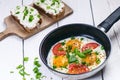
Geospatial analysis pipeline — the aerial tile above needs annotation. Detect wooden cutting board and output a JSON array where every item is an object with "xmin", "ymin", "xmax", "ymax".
[{"xmin": 0, "ymin": 3, "xmax": 73, "ymax": 41}]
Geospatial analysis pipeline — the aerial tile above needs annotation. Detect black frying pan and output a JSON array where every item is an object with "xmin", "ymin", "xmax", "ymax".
[{"xmin": 39, "ymin": 7, "xmax": 120, "ymax": 79}]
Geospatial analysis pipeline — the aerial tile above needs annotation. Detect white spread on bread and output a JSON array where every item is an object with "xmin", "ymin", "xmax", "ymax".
[
  {"xmin": 11, "ymin": 6, "xmax": 41, "ymax": 28},
  {"xmin": 34, "ymin": 0, "xmax": 64, "ymax": 15}
]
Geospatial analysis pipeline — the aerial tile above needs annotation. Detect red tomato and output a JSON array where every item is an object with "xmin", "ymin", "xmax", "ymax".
[
  {"xmin": 52, "ymin": 43, "xmax": 66, "ymax": 56},
  {"xmin": 82, "ymin": 43, "xmax": 99, "ymax": 51},
  {"xmin": 68, "ymin": 63, "xmax": 89, "ymax": 74}
]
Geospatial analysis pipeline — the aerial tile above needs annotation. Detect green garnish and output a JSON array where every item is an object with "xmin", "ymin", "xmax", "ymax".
[
  {"xmin": 53, "ymin": 65, "xmax": 57, "ymax": 69},
  {"xmin": 80, "ymin": 38, "xmax": 84, "ymax": 41},
  {"xmin": 82, "ymin": 49, "xmax": 92, "ymax": 55},
  {"xmin": 16, "ymin": 6, "xmax": 20, "ymax": 10},
  {"xmin": 36, "ymin": 2, "xmax": 40, "ymax": 5},
  {"xmin": 68, "ymin": 54, "xmax": 78, "ymax": 63},
  {"xmin": 24, "ymin": 57, "xmax": 29, "ymax": 62},
  {"xmin": 58, "ymin": 47, "xmax": 63, "ymax": 51},
  {"xmin": 16, "ymin": 12, "xmax": 20, "ymax": 14},
  {"xmin": 47, "ymin": 6, "xmax": 51, "ymax": 9},
  {"xmin": 34, "ymin": 60, "xmax": 41, "ymax": 67},
  {"xmin": 96, "ymin": 58, "xmax": 101, "ymax": 64},
  {"xmin": 71, "ymin": 36, "xmax": 75, "ymax": 40},
  {"xmin": 61, "ymin": 40, "xmax": 66, "ymax": 45},
  {"xmin": 37, "ymin": 14, "xmax": 41, "ymax": 18},
  {"xmin": 23, "ymin": 6, "xmax": 28, "ymax": 20},
  {"xmin": 30, "ymin": 8, "xmax": 34, "ymax": 12},
  {"xmin": 29, "ymin": 15, "xmax": 34, "ymax": 22},
  {"xmin": 101, "ymin": 46, "xmax": 104, "ymax": 50},
  {"xmin": 82, "ymin": 62, "xmax": 86, "ymax": 65},
  {"xmin": 73, "ymin": 48, "xmax": 86, "ymax": 58},
  {"xmin": 41, "ymin": 0, "xmax": 45, "ymax": 3},
  {"xmin": 33, "ymin": 57, "xmax": 45, "ymax": 80},
  {"xmin": 95, "ymin": 51, "xmax": 99, "ymax": 55},
  {"xmin": 52, "ymin": 0, "xmax": 60, "ymax": 5},
  {"xmin": 16, "ymin": 64, "xmax": 23, "ymax": 69},
  {"xmin": 66, "ymin": 45, "xmax": 72, "ymax": 53}
]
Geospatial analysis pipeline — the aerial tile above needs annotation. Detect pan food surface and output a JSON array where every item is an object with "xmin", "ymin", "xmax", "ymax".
[{"xmin": 47, "ymin": 36, "xmax": 106, "ymax": 74}]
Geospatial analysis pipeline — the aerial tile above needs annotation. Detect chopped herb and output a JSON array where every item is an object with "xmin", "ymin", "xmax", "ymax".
[
  {"xmin": 37, "ymin": 14, "xmax": 41, "ymax": 18},
  {"xmin": 16, "ymin": 6, "xmax": 20, "ymax": 10},
  {"xmin": 61, "ymin": 40, "xmax": 66, "ymax": 45},
  {"xmin": 52, "ymin": 0, "xmax": 60, "ymax": 5},
  {"xmin": 35, "ymin": 72, "xmax": 42, "ymax": 79},
  {"xmin": 71, "ymin": 36, "xmax": 75, "ymax": 40},
  {"xmin": 34, "ymin": 57, "xmax": 38, "ymax": 60},
  {"xmin": 80, "ymin": 38, "xmax": 84, "ymax": 41},
  {"xmin": 68, "ymin": 54, "xmax": 78, "ymax": 63},
  {"xmin": 82, "ymin": 62, "xmax": 86, "ymax": 65},
  {"xmin": 96, "ymin": 58, "xmax": 101, "ymax": 64},
  {"xmin": 10, "ymin": 71, "xmax": 14, "ymax": 73},
  {"xmin": 16, "ymin": 64, "xmax": 23, "ymax": 69},
  {"xmin": 15, "ymin": 12, "xmax": 20, "ymax": 14},
  {"xmin": 58, "ymin": 47, "xmax": 63, "ymax": 51},
  {"xmin": 34, "ymin": 61, "xmax": 41, "ymax": 67},
  {"xmin": 82, "ymin": 49, "xmax": 92, "ymax": 55},
  {"xmin": 36, "ymin": 2, "xmax": 40, "ymax": 5},
  {"xmin": 30, "ymin": 8, "xmax": 34, "ymax": 11},
  {"xmin": 54, "ymin": 56, "xmax": 58, "ymax": 58},
  {"xmin": 53, "ymin": 65, "xmax": 57, "ymax": 69},
  {"xmin": 24, "ymin": 57, "xmax": 29, "ymax": 62},
  {"xmin": 33, "ymin": 67, "xmax": 39, "ymax": 73},
  {"xmin": 74, "ymin": 48, "xmax": 86, "ymax": 58},
  {"xmin": 95, "ymin": 51, "xmax": 99, "ymax": 55},
  {"xmin": 23, "ymin": 6, "xmax": 28, "ymax": 20},
  {"xmin": 66, "ymin": 45, "xmax": 72, "ymax": 53},
  {"xmin": 41, "ymin": 0, "xmax": 45, "ymax": 3},
  {"xmin": 101, "ymin": 46, "xmax": 104, "ymax": 50},
  {"xmin": 47, "ymin": 6, "xmax": 51, "ymax": 9},
  {"xmin": 29, "ymin": 15, "xmax": 34, "ymax": 22}
]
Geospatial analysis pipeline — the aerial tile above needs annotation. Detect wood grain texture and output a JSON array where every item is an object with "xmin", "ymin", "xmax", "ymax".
[
  {"xmin": 1, "ymin": 3, "xmax": 73, "ymax": 41},
  {"xmin": 0, "ymin": 0, "xmax": 23, "ymax": 80}
]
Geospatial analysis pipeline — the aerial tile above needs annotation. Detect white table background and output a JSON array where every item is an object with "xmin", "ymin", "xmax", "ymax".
[{"xmin": 0, "ymin": 0, "xmax": 120, "ymax": 80}]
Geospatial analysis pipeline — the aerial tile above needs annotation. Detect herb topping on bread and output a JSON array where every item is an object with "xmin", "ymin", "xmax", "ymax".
[{"xmin": 11, "ymin": 6, "xmax": 41, "ymax": 31}]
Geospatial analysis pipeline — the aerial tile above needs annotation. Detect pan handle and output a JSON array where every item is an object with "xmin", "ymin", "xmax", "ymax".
[{"xmin": 98, "ymin": 7, "xmax": 120, "ymax": 33}]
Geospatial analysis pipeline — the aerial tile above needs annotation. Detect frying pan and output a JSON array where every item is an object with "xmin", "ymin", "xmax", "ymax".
[{"xmin": 39, "ymin": 7, "xmax": 120, "ymax": 79}]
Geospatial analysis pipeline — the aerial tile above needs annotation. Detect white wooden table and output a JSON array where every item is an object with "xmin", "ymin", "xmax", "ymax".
[{"xmin": 0, "ymin": 0, "xmax": 120, "ymax": 80}]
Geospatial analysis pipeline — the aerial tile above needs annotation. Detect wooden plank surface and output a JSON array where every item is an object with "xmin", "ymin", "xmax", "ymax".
[
  {"xmin": 91, "ymin": 0, "xmax": 120, "ymax": 80},
  {"xmin": 0, "ymin": 0, "xmax": 23, "ymax": 80}
]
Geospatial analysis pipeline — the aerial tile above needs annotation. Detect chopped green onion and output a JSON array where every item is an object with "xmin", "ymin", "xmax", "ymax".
[
  {"xmin": 24, "ymin": 57, "xmax": 29, "ymax": 62},
  {"xmin": 68, "ymin": 54, "xmax": 78, "ymax": 63},
  {"xmin": 29, "ymin": 15, "xmax": 34, "ymax": 22},
  {"xmin": 58, "ymin": 47, "xmax": 63, "ymax": 51},
  {"xmin": 71, "ymin": 36, "xmax": 75, "ymax": 40},
  {"xmin": 37, "ymin": 14, "xmax": 41, "ymax": 18},
  {"xmin": 95, "ymin": 51, "xmax": 99, "ymax": 55},
  {"xmin": 53, "ymin": 65, "xmax": 57, "ymax": 69},
  {"xmin": 96, "ymin": 58, "xmax": 101, "ymax": 64},
  {"xmin": 16, "ymin": 6, "xmax": 20, "ymax": 10},
  {"xmin": 47, "ymin": 6, "xmax": 51, "ymax": 9},
  {"xmin": 80, "ymin": 38, "xmax": 84, "ymax": 41},
  {"xmin": 16, "ymin": 64, "xmax": 23, "ymax": 69},
  {"xmin": 82, "ymin": 49, "xmax": 92, "ymax": 55},
  {"xmin": 41, "ymin": 0, "xmax": 45, "ymax": 3},
  {"xmin": 73, "ymin": 48, "xmax": 86, "ymax": 58},
  {"xmin": 101, "ymin": 46, "xmax": 104, "ymax": 50},
  {"xmin": 15, "ymin": 12, "xmax": 20, "ymax": 14}
]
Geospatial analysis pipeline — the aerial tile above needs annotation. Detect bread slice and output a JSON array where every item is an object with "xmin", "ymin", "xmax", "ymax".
[
  {"xmin": 33, "ymin": 0, "xmax": 65, "ymax": 19},
  {"xmin": 11, "ymin": 6, "xmax": 42, "ymax": 32}
]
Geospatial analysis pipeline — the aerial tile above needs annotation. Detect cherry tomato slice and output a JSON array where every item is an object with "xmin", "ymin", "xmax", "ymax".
[
  {"xmin": 68, "ymin": 63, "xmax": 89, "ymax": 74},
  {"xmin": 52, "ymin": 43, "xmax": 66, "ymax": 56},
  {"xmin": 82, "ymin": 43, "xmax": 99, "ymax": 51}
]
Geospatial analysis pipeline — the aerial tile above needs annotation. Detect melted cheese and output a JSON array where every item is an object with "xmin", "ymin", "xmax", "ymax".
[{"xmin": 11, "ymin": 6, "xmax": 41, "ymax": 28}]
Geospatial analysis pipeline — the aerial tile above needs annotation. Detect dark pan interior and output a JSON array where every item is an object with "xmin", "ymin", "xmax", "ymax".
[{"xmin": 39, "ymin": 24, "xmax": 111, "ymax": 67}]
